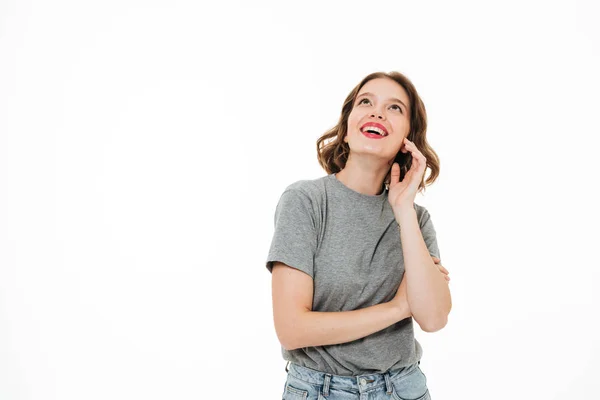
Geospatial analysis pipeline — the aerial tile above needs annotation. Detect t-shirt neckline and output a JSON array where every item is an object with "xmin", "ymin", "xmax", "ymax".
[{"xmin": 328, "ymin": 173, "xmax": 387, "ymax": 203}]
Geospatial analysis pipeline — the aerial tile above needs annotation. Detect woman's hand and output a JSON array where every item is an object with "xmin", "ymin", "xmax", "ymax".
[
  {"xmin": 388, "ymin": 138, "xmax": 427, "ymax": 212},
  {"xmin": 433, "ymin": 256, "xmax": 450, "ymax": 283}
]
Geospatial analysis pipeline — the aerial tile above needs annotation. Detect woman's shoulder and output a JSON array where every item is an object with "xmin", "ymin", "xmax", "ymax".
[
  {"xmin": 281, "ymin": 175, "xmax": 329, "ymax": 200},
  {"xmin": 413, "ymin": 202, "xmax": 428, "ymax": 214},
  {"xmin": 412, "ymin": 202, "xmax": 438, "ymax": 229}
]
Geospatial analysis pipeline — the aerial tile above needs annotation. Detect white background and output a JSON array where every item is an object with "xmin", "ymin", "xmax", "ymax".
[{"xmin": 1, "ymin": 0, "xmax": 599, "ymax": 399}]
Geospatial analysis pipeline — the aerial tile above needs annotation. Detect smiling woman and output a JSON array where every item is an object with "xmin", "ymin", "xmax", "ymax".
[
  {"xmin": 317, "ymin": 72, "xmax": 439, "ymax": 193},
  {"xmin": 265, "ymin": 71, "xmax": 450, "ymax": 400}
]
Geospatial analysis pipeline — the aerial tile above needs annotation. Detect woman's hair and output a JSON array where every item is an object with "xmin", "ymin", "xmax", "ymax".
[{"xmin": 316, "ymin": 71, "xmax": 440, "ymax": 192}]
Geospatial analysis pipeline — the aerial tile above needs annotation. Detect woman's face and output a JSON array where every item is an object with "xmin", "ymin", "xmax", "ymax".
[{"xmin": 345, "ymin": 78, "xmax": 411, "ymax": 162}]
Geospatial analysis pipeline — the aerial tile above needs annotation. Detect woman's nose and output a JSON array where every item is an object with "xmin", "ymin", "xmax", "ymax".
[{"xmin": 370, "ymin": 112, "xmax": 385, "ymax": 120}]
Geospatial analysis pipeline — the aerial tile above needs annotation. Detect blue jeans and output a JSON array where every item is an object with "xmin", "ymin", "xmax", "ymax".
[{"xmin": 282, "ymin": 361, "xmax": 431, "ymax": 400}]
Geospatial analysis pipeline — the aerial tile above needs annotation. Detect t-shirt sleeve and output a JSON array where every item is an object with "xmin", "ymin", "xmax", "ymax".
[
  {"xmin": 418, "ymin": 207, "xmax": 441, "ymax": 260},
  {"xmin": 265, "ymin": 189, "xmax": 317, "ymax": 278}
]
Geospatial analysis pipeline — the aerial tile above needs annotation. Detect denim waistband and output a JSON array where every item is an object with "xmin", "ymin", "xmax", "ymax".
[{"xmin": 285, "ymin": 361, "xmax": 420, "ymax": 395}]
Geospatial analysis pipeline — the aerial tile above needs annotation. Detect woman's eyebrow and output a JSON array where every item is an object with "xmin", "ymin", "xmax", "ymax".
[{"xmin": 357, "ymin": 92, "xmax": 408, "ymax": 111}]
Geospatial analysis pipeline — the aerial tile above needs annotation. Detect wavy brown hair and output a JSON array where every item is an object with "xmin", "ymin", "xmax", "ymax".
[{"xmin": 316, "ymin": 71, "xmax": 440, "ymax": 192}]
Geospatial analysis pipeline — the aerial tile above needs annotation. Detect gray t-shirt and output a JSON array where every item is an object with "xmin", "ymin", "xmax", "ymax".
[{"xmin": 266, "ymin": 173, "xmax": 441, "ymax": 376}]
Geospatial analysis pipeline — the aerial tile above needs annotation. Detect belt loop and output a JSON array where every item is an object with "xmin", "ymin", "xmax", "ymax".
[
  {"xmin": 322, "ymin": 373, "xmax": 332, "ymax": 397},
  {"xmin": 384, "ymin": 371, "xmax": 393, "ymax": 395}
]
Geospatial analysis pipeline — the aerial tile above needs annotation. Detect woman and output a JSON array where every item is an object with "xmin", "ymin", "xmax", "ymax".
[{"xmin": 266, "ymin": 71, "xmax": 452, "ymax": 400}]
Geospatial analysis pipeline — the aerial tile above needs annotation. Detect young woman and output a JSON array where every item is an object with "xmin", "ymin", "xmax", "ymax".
[{"xmin": 266, "ymin": 71, "xmax": 452, "ymax": 400}]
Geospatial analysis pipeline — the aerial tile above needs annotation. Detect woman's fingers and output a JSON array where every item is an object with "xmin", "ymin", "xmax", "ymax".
[
  {"xmin": 390, "ymin": 162, "xmax": 400, "ymax": 185},
  {"xmin": 432, "ymin": 257, "xmax": 447, "ymax": 271},
  {"xmin": 403, "ymin": 139, "xmax": 426, "ymax": 176},
  {"xmin": 437, "ymin": 265, "xmax": 450, "ymax": 282},
  {"xmin": 432, "ymin": 256, "xmax": 449, "ymax": 281}
]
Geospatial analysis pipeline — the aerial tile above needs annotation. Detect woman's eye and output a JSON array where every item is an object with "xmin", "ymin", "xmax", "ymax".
[
  {"xmin": 390, "ymin": 104, "xmax": 403, "ymax": 113},
  {"xmin": 358, "ymin": 98, "xmax": 371, "ymax": 105}
]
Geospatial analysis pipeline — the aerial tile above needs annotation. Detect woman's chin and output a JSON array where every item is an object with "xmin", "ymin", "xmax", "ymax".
[{"xmin": 351, "ymin": 145, "xmax": 394, "ymax": 158}]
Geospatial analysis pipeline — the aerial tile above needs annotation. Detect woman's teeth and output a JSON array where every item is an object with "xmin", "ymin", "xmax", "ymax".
[{"xmin": 362, "ymin": 127, "xmax": 388, "ymax": 137}]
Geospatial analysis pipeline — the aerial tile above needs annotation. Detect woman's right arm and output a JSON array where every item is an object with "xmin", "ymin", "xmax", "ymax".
[{"xmin": 271, "ymin": 262, "xmax": 411, "ymax": 351}]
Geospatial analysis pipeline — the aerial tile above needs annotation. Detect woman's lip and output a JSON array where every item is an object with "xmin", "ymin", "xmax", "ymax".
[
  {"xmin": 360, "ymin": 122, "xmax": 388, "ymax": 134},
  {"xmin": 362, "ymin": 130, "xmax": 385, "ymax": 139}
]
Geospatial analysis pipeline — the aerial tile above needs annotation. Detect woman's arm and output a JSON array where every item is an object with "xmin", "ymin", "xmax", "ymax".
[
  {"xmin": 272, "ymin": 262, "xmax": 410, "ymax": 351},
  {"xmin": 395, "ymin": 207, "xmax": 452, "ymax": 332},
  {"xmin": 387, "ymin": 140, "xmax": 452, "ymax": 333}
]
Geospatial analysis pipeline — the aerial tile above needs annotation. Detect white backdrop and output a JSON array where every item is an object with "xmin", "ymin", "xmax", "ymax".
[{"xmin": 1, "ymin": 0, "xmax": 599, "ymax": 399}]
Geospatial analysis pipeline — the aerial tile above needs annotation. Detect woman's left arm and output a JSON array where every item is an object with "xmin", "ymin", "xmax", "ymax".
[
  {"xmin": 387, "ymin": 137, "xmax": 452, "ymax": 332},
  {"xmin": 395, "ymin": 207, "xmax": 452, "ymax": 332}
]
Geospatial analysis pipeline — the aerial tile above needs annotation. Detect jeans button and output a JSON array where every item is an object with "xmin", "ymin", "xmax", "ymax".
[{"xmin": 360, "ymin": 378, "xmax": 367, "ymax": 385}]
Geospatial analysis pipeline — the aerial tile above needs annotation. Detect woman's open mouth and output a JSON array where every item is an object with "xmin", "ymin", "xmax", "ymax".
[
  {"xmin": 360, "ymin": 122, "xmax": 389, "ymax": 139},
  {"xmin": 361, "ymin": 130, "xmax": 386, "ymax": 139}
]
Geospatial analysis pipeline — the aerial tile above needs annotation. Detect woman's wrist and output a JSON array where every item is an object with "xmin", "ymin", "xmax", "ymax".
[
  {"xmin": 393, "ymin": 205, "xmax": 416, "ymax": 225},
  {"xmin": 388, "ymin": 299, "xmax": 411, "ymax": 322}
]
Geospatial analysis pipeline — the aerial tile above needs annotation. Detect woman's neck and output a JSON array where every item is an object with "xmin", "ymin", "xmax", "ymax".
[{"xmin": 335, "ymin": 158, "xmax": 390, "ymax": 196}]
